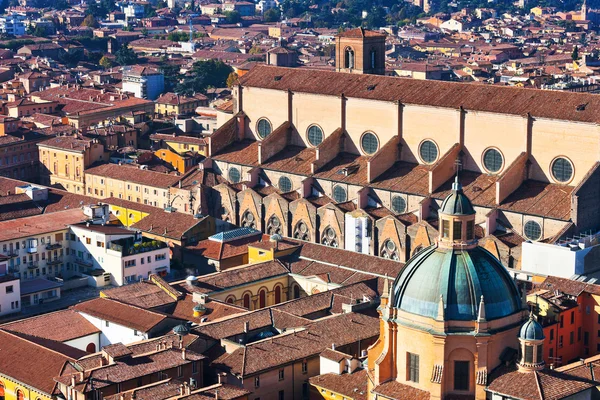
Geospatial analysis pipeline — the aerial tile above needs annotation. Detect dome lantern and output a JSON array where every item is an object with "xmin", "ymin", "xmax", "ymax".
[
  {"xmin": 518, "ymin": 313, "xmax": 545, "ymax": 371},
  {"xmin": 438, "ymin": 176, "xmax": 477, "ymax": 249}
]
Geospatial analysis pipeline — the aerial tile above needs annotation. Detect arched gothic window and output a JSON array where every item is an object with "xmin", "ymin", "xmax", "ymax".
[
  {"xmin": 380, "ymin": 240, "xmax": 399, "ymax": 261},
  {"xmin": 267, "ymin": 215, "xmax": 282, "ymax": 235},
  {"xmin": 241, "ymin": 211, "xmax": 256, "ymax": 229},
  {"xmin": 321, "ymin": 226, "xmax": 338, "ymax": 248},
  {"xmin": 293, "ymin": 221, "xmax": 310, "ymax": 241}
]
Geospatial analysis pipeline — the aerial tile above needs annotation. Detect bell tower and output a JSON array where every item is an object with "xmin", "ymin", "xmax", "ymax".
[{"xmin": 335, "ymin": 27, "xmax": 386, "ymax": 75}]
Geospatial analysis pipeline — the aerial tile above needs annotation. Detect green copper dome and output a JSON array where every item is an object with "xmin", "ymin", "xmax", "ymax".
[
  {"xmin": 440, "ymin": 178, "xmax": 475, "ymax": 216},
  {"xmin": 392, "ymin": 245, "xmax": 522, "ymax": 322}
]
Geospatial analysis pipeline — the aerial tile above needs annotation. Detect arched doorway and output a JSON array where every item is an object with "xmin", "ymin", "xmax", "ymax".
[
  {"xmin": 259, "ymin": 290, "xmax": 266, "ymax": 308},
  {"xmin": 274, "ymin": 286, "xmax": 281, "ymax": 304},
  {"xmin": 0, "ymin": 381, "xmax": 5, "ymax": 400},
  {"xmin": 243, "ymin": 293, "xmax": 251, "ymax": 309},
  {"xmin": 16, "ymin": 389, "xmax": 24, "ymax": 400},
  {"xmin": 86, "ymin": 343, "xmax": 96, "ymax": 353},
  {"xmin": 226, "ymin": 296, "xmax": 235, "ymax": 304},
  {"xmin": 293, "ymin": 284, "xmax": 300, "ymax": 299}
]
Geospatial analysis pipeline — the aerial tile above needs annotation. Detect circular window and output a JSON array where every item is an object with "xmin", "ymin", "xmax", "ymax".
[
  {"xmin": 257, "ymin": 119, "xmax": 272, "ymax": 138},
  {"xmin": 524, "ymin": 220, "xmax": 542, "ymax": 241},
  {"xmin": 551, "ymin": 157, "xmax": 573, "ymax": 183},
  {"xmin": 385, "ymin": 240, "xmax": 396, "ymax": 252},
  {"xmin": 270, "ymin": 216, "xmax": 280, "ymax": 227},
  {"xmin": 244, "ymin": 211, "xmax": 254, "ymax": 222},
  {"xmin": 333, "ymin": 185, "xmax": 347, "ymax": 203},
  {"xmin": 326, "ymin": 228, "xmax": 336, "ymax": 239},
  {"xmin": 483, "ymin": 148, "xmax": 503, "ymax": 173},
  {"xmin": 391, "ymin": 196, "xmax": 406, "ymax": 214},
  {"xmin": 228, "ymin": 167, "xmax": 241, "ymax": 183},
  {"xmin": 278, "ymin": 176, "xmax": 292, "ymax": 193},
  {"xmin": 419, "ymin": 140, "xmax": 438, "ymax": 164},
  {"xmin": 361, "ymin": 132, "xmax": 379, "ymax": 155},
  {"xmin": 307, "ymin": 125, "xmax": 324, "ymax": 146}
]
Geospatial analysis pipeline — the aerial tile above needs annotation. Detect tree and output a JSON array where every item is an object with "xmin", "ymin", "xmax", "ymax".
[
  {"xmin": 81, "ymin": 14, "xmax": 99, "ymax": 28},
  {"xmin": 99, "ymin": 55, "xmax": 112, "ymax": 69},
  {"xmin": 33, "ymin": 25, "xmax": 47, "ymax": 37},
  {"xmin": 226, "ymin": 71, "xmax": 239, "ymax": 88},
  {"xmin": 114, "ymin": 43, "xmax": 138, "ymax": 65},
  {"xmin": 248, "ymin": 45, "xmax": 263, "ymax": 54},
  {"xmin": 263, "ymin": 7, "xmax": 281, "ymax": 22},
  {"xmin": 572, "ymin": 45, "xmax": 579, "ymax": 61},
  {"xmin": 174, "ymin": 59, "xmax": 232, "ymax": 96},
  {"xmin": 141, "ymin": 27, "xmax": 148, "ymax": 36},
  {"xmin": 224, "ymin": 10, "xmax": 242, "ymax": 23},
  {"xmin": 144, "ymin": 3, "xmax": 156, "ymax": 17}
]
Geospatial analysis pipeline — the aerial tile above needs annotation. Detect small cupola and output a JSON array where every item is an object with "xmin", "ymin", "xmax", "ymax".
[
  {"xmin": 518, "ymin": 314, "xmax": 545, "ymax": 371},
  {"xmin": 438, "ymin": 176, "xmax": 477, "ymax": 249}
]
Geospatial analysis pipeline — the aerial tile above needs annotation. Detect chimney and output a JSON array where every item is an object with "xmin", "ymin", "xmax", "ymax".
[
  {"xmin": 243, "ymin": 321, "xmax": 249, "ymax": 333},
  {"xmin": 331, "ymin": 343, "xmax": 335, "ymax": 350},
  {"xmin": 179, "ymin": 384, "xmax": 185, "ymax": 396},
  {"xmin": 71, "ymin": 375, "xmax": 76, "ymax": 387},
  {"xmin": 185, "ymin": 383, "xmax": 191, "ymax": 395},
  {"xmin": 182, "ymin": 347, "xmax": 187, "ymax": 360},
  {"xmin": 215, "ymin": 389, "xmax": 219, "ymax": 400}
]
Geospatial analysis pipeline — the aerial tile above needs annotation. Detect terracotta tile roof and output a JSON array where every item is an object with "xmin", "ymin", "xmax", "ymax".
[
  {"xmin": 184, "ymin": 232, "xmax": 266, "ymax": 261},
  {"xmin": 241, "ymin": 65, "xmax": 600, "ymax": 124},
  {"xmin": 315, "ymin": 153, "xmax": 369, "ymax": 186},
  {"xmin": 1, "ymin": 309, "xmax": 100, "ymax": 342},
  {"xmin": 0, "ymin": 330, "xmax": 79, "ymax": 395},
  {"xmin": 131, "ymin": 210, "xmax": 207, "ymax": 240},
  {"xmin": 85, "ymin": 163, "xmax": 181, "ymax": 189},
  {"xmin": 101, "ymin": 280, "xmax": 176, "ymax": 309},
  {"xmin": 156, "ymin": 92, "xmax": 202, "ymax": 106},
  {"xmin": 58, "ymin": 347, "xmax": 205, "ymax": 392},
  {"xmin": 487, "ymin": 364, "xmax": 597, "ymax": 400},
  {"xmin": 273, "ymin": 281, "xmax": 377, "ymax": 317},
  {"xmin": 0, "ymin": 208, "xmax": 86, "ymax": 242},
  {"xmin": 539, "ymin": 276, "xmax": 597, "ymax": 297},
  {"xmin": 213, "ymin": 312, "xmax": 379, "ymax": 376},
  {"xmin": 320, "ymin": 348, "xmax": 352, "ymax": 362},
  {"xmin": 370, "ymin": 161, "xmax": 431, "ymax": 196},
  {"xmin": 193, "ymin": 308, "xmax": 308, "ymax": 340},
  {"xmin": 151, "ymin": 133, "xmax": 207, "ymax": 146},
  {"xmin": 309, "ymin": 369, "xmax": 368, "ymax": 400},
  {"xmin": 371, "ymin": 380, "xmax": 430, "ymax": 400},
  {"xmin": 339, "ymin": 27, "xmax": 386, "ymax": 38},
  {"xmin": 71, "ymin": 298, "xmax": 171, "ymax": 332},
  {"xmin": 37, "ymin": 135, "xmax": 93, "ymax": 152},
  {"xmin": 498, "ymin": 179, "xmax": 573, "ymax": 220},
  {"xmin": 165, "ymin": 294, "xmax": 247, "ymax": 323},
  {"xmin": 212, "ymin": 139, "xmax": 259, "ymax": 166},
  {"xmin": 174, "ymin": 260, "xmax": 289, "ymax": 295},
  {"xmin": 289, "ymin": 241, "xmax": 404, "ymax": 277},
  {"xmin": 261, "ymin": 145, "xmax": 316, "ymax": 175}
]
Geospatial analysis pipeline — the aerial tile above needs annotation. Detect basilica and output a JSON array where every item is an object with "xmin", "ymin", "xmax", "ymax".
[{"xmin": 205, "ymin": 27, "xmax": 600, "ymax": 270}]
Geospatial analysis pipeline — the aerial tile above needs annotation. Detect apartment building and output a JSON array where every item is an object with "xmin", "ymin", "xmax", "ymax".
[
  {"xmin": 122, "ymin": 66, "xmax": 165, "ymax": 101},
  {"xmin": 0, "ymin": 116, "xmax": 53, "ymax": 182},
  {"xmin": 0, "ymin": 208, "xmax": 85, "ymax": 281},
  {"xmin": 69, "ymin": 223, "xmax": 170, "ymax": 285},
  {"xmin": 0, "ymin": 255, "xmax": 20, "ymax": 317},
  {"xmin": 155, "ymin": 92, "xmax": 208, "ymax": 117},
  {"xmin": 84, "ymin": 163, "xmax": 180, "ymax": 207},
  {"xmin": 38, "ymin": 135, "xmax": 105, "ymax": 193}
]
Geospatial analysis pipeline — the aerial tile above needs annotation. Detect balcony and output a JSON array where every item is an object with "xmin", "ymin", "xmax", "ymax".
[
  {"xmin": 3, "ymin": 250, "xmax": 18, "ymax": 258},
  {"xmin": 74, "ymin": 258, "xmax": 93, "ymax": 268},
  {"xmin": 47, "ymin": 256, "xmax": 63, "ymax": 266},
  {"xmin": 46, "ymin": 242, "xmax": 62, "ymax": 250},
  {"xmin": 27, "ymin": 261, "xmax": 39, "ymax": 270},
  {"xmin": 26, "ymin": 247, "xmax": 37, "ymax": 254}
]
